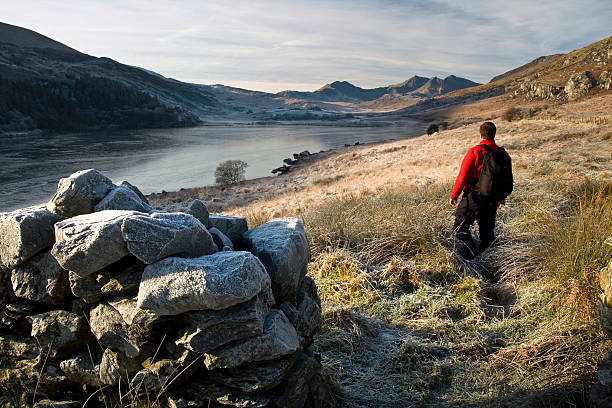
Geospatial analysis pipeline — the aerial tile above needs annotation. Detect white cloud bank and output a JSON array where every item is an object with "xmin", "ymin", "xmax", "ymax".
[{"xmin": 2, "ymin": 0, "xmax": 611, "ymax": 92}]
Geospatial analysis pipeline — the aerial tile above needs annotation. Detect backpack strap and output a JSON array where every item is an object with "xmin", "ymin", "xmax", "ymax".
[{"xmin": 478, "ymin": 144, "xmax": 493, "ymax": 153}]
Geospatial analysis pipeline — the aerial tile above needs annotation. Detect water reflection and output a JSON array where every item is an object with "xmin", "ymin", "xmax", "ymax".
[{"xmin": 0, "ymin": 123, "xmax": 421, "ymax": 211}]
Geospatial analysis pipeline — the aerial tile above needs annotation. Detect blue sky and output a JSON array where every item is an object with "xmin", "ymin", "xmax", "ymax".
[{"xmin": 2, "ymin": 0, "xmax": 611, "ymax": 93}]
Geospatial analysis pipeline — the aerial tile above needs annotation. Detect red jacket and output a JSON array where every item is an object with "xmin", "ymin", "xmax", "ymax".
[{"xmin": 450, "ymin": 138, "xmax": 504, "ymax": 204}]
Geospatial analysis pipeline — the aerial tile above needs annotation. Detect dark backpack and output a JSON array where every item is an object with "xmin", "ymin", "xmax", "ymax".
[{"xmin": 475, "ymin": 144, "xmax": 513, "ymax": 200}]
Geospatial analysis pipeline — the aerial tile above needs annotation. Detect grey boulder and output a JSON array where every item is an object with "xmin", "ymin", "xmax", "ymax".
[
  {"xmin": 46, "ymin": 169, "xmax": 115, "ymax": 217},
  {"xmin": 209, "ymin": 214, "xmax": 248, "ymax": 243},
  {"xmin": 99, "ymin": 348, "xmax": 142, "ymax": 386},
  {"xmin": 0, "ymin": 205, "xmax": 63, "ymax": 269},
  {"xmin": 121, "ymin": 212, "xmax": 217, "ymax": 264},
  {"xmin": 118, "ymin": 180, "xmax": 150, "ymax": 204},
  {"xmin": 138, "ymin": 251, "xmax": 270, "ymax": 316},
  {"xmin": 280, "ymin": 276, "xmax": 322, "ymax": 340},
  {"xmin": 52, "ymin": 210, "xmax": 137, "ymax": 277},
  {"xmin": 242, "ymin": 218, "xmax": 311, "ymax": 302},
  {"xmin": 94, "ymin": 185, "xmax": 154, "ymax": 213},
  {"xmin": 185, "ymin": 199, "xmax": 209, "ymax": 227},
  {"xmin": 203, "ymin": 309, "xmax": 301, "ymax": 370},
  {"xmin": 108, "ymin": 296, "xmax": 157, "ymax": 326},
  {"xmin": 210, "ymin": 227, "xmax": 234, "ymax": 251},
  {"xmin": 28, "ymin": 310, "xmax": 94, "ymax": 359},
  {"xmin": 59, "ymin": 352, "xmax": 102, "ymax": 387},
  {"xmin": 176, "ymin": 281, "xmax": 274, "ymax": 353},
  {"xmin": 11, "ymin": 250, "xmax": 70, "ymax": 305}
]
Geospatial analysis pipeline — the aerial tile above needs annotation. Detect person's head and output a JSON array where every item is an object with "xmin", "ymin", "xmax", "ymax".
[{"xmin": 480, "ymin": 121, "xmax": 496, "ymax": 140}]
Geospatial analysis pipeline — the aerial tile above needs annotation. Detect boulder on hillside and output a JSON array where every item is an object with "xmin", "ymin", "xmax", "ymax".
[
  {"xmin": 0, "ymin": 205, "xmax": 63, "ymax": 269},
  {"xmin": 176, "ymin": 280, "xmax": 274, "ymax": 353},
  {"xmin": 94, "ymin": 185, "xmax": 154, "ymax": 213},
  {"xmin": 564, "ymin": 71, "xmax": 596, "ymax": 101},
  {"xmin": 242, "ymin": 218, "xmax": 311, "ymax": 302},
  {"xmin": 11, "ymin": 250, "xmax": 70, "ymax": 306},
  {"xmin": 121, "ymin": 212, "xmax": 217, "ymax": 264},
  {"xmin": 46, "ymin": 169, "xmax": 115, "ymax": 217},
  {"xmin": 599, "ymin": 71, "xmax": 612, "ymax": 90},
  {"xmin": 137, "ymin": 251, "xmax": 270, "ymax": 316},
  {"xmin": 51, "ymin": 210, "xmax": 137, "ymax": 277},
  {"xmin": 203, "ymin": 309, "xmax": 301, "ymax": 370},
  {"xmin": 209, "ymin": 214, "xmax": 248, "ymax": 244},
  {"xmin": 185, "ymin": 199, "xmax": 209, "ymax": 227},
  {"xmin": 28, "ymin": 310, "xmax": 94, "ymax": 359}
]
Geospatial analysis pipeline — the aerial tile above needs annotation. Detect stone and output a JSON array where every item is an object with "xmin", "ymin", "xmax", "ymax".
[
  {"xmin": 0, "ymin": 268, "xmax": 11, "ymax": 307},
  {"xmin": 564, "ymin": 71, "xmax": 596, "ymax": 101},
  {"xmin": 268, "ymin": 349, "xmax": 322, "ymax": 408},
  {"xmin": 121, "ymin": 212, "xmax": 217, "ymax": 264},
  {"xmin": 242, "ymin": 218, "xmax": 311, "ymax": 302},
  {"xmin": 203, "ymin": 309, "xmax": 301, "ymax": 370},
  {"xmin": 99, "ymin": 348, "xmax": 142, "ymax": 386},
  {"xmin": 108, "ymin": 296, "xmax": 157, "ymax": 325},
  {"xmin": 11, "ymin": 251, "xmax": 70, "ymax": 305},
  {"xmin": 600, "ymin": 259, "xmax": 612, "ymax": 307},
  {"xmin": 210, "ymin": 227, "xmax": 234, "ymax": 251},
  {"xmin": 0, "ymin": 335, "xmax": 38, "ymax": 359},
  {"xmin": 600, "ymin": 298, "xmax": 612, "ymax": 340},
  {"xmin": 118, "ymin": 180, "xmax": 150, "ymax": 204},
  {"xmin": 0, "ymin": 302, "xmax": 35, "ymax": 332},
  {"xmin": 592, "ymin": 350, "xmax": 612, "ymax": 408},
  {"xmin": 46, "ymin": 169, "xmax": 115, "ymax": 217},
  {"xmin": 28, "ymin": 310, "xmax": 94, "ymax": 359},
  {"xmin": 33, "ymin": 401, "xmax": 82, "ymax": 408},
  {"xmin": 0, "ymin": 205, "xmax": 63, "ymax": 269},
  {"xmin": 0, "ymin": 356, "xmax": 72, "ymax": 398},
  {"xmin": 176, "ymin": 380, "xmax": 270, "ymax": 408},
  {"xmin": 69, "ymin": 256, "xmax": 144, "ymax": 303},
  {"xmin": 209, "ymin": 214, "xmax": 248, "ymax": 243},
  {"xmin": 210, "ymin": 353, "xmax": 299, "ymax": 393},
  {"xmin": 599, "ymin": 71, "xmax": 612, "ymax": 90},
  {"xmin": 94, "ymin": 185, "xmax": 154, "ymax": 213},
  {"xmin": 176, "ymin": 281, "xmax": 274, "ymax": 353},
  {"xmin": 280, "ymin": 276, "xmax": 322, "ymax": 340},
  {"xmin": 185, "ymin": 199, "xmax": 209, "ymax": 227},
  {"xmin": 89, "ymin": 302, "xmax": 155, "ymax": 359},
  {"xmin": 52, "ymin": 210, "xmax": 137, "ymax": 277},
  {"xmin": 59, "ymin": 352, "xmax": 102, "ymax": 387},
  {"xmin": 138, "ymin": 251, "xmax": 270, "ymax": 316}
]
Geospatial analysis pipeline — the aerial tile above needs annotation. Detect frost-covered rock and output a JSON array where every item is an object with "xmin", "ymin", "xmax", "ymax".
[
  {"xmin": 209, "ymin": 227, "xmax": 234, "ymax": 251},
  {"xmin": 185, "ymin": 199, "xmax": 209, "ymax": 227},
  {"xmin": 28, "ymin": 310, "xmax": 94, "ymax": 359},
  {"xmin": 137, "ymin": 251, "xmax": 270, "ymax": 316},
  {"xmin": 52, "ymin": 210, "xmax": 136, "ymax": 277},
  {"xmin": 46, "ymin": 169, "xmax": 115, "ymax": 217},
  {"xmin": 121, "ymin": 212, "xmax": 217, "ymax": 264},
  {"xmin": 242, "ymin": 218, "xmax": 311, "ymax": 301},
  {"xmin": 208, "ymin": 214, "xmax": 248, "ymax": 243},
  {"xmin": 0, "ymin": 205, "xmax": 63, "ymax": 269},
  {"xmin": 94, "ymin": 185, "xmax": 154, "ymax": 213},
  {"xmin": 11, "ymin": 250, "xmax": 70, "ymax": 305}
]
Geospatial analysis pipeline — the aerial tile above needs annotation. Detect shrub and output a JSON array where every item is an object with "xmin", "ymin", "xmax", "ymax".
[
  {"xmin": 214, "ymin": 160, "xmax": 248, "ymax": 185},
  {"xmin": 426, "ymin": 123, "xmax": 439, "ymax": 135},
  {"xmin": 502, "ymin": 106, "xmax": 522, "ymax": 122}
]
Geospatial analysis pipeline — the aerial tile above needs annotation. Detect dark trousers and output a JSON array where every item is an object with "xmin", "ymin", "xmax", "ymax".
[{"xmin": 453, "ymin": 191, "xmax": 497, "ymax": 259}]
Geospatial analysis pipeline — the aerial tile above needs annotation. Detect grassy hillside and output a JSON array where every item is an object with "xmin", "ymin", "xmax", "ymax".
[{"xmin": 151, "ymin": 93, "xmax": 612, "ymax": 406}]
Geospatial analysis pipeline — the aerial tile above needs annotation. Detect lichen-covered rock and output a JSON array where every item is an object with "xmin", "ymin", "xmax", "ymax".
[
  {"xmin": 185, "ymin": 199, "xmax": 209, "ymax": 227},
  {"xmin": 68, "ymin": 256, "xmax": 144, "ymax": 304},
  {"xmin": 138, "ymin": 251, "xmax": 270, "ymax": 316},
  {"xmin": 210, "ymin": 353, "xmax": 299, "ymax": 393},
  {"xmin": 204, "ymin": 309, "xmax": 301, "ymax": 370},
  {"xmin": 11, "ymin": 251, "xmax": 70, "ymax": 305},
  {"xmin": 176, "ymin": 281, "xmax": 274, "ymax": 353},
  {"xmin": 280, "ymin": 276, "xmax": 322, "ymax": 341},
  {"xmin": 599, "ymin": 71, "xmax": 612, "ymax": 90},
  {"xmin": 52, "ymin": 210, "xmax": 137, "ymax": 277},
  {"xmin": 28, "ymin": 310, "xmax": 94, "ymax": 359},
  {"xmin": 59, "ymin": 352, "xmax": 102, "ymax": 387},
  {"xmin": 242, "ymin": 218, "xmax": 311, "ymax": 302},
  {"xmin": 0, "ymin": 205, "xmax": 63, "ymax": 269},
  {"xmin": 0, "ymin": 302, "xmax": 35, "ymax": 332},
  {"xmin": 0, "ymin": 335, "xmax": 38, "ymax": 359},
  {"xmin": 108, "ymin": 296, "xmax": 157, "ymax": 326},
  {"xmin": 89, "ymin": 302, "xmax": 155, "ymax": 359},
  {"xmin": 121, "ymin": 212, "xmax": 217, "ymax": 264},
  {"xmin": 208, "ymin": 214, "xmax": 248, "ymax": 243},
  {"xmin": 130, "ymin": 352, "xmax": 200, "ymax": 394},
  {"xmin": 46, "ymin": 169, "xmax": 115, "ymax": 217},
  {"xmin": 98, "ymin": 348, "xmax": 142, "ymax": 386},
  {"xmin": 210, "ymin": 227, "xmax": 234, "ymax": 251},
  {"xmin": 94, "ymin": 185, "xmax": 154, "ymax": 213},
  {"xmin": 564, "ymin": 71, "xmax": 596, "ymax": 101}
]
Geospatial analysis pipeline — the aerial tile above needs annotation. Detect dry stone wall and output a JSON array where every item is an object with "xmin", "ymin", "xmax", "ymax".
[
  {"xmin": 592, "ymin": 237, "xmax": 612, "ymax": 407},
  {"xmin": 0, "ymin": 169, "xmax": 335, "ymax": 408}
]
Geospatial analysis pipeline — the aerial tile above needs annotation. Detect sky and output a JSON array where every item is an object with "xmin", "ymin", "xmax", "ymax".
[{"xmin": 2, "ymin": 0, "xmax": 611, "ymax": 93}]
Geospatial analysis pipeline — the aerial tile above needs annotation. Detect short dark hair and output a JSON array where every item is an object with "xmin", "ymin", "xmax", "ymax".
[{"xmin": 480, "ymin": 122, "xmax": 496, "ymax": 140}]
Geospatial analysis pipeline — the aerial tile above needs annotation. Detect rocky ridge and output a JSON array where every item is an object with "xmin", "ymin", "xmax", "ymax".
[{"xmin": 0, "ymin": 169, "xmax": 336, "ymax": 408}]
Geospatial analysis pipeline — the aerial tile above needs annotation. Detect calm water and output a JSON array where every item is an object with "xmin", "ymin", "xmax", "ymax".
[{"xmin": 0, "ymin": 123, "xmax": 422, "ymax": 211}]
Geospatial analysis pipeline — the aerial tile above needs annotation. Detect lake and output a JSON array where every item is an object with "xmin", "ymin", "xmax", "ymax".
[{"xmin": 0, "ymin": 122, "xmax": 422, "ymax": 211}]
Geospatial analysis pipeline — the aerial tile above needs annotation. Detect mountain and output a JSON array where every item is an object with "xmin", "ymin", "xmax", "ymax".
[
  {"xmin": 0, "ymin": 22, "xmax": 78, "ymax": 53},
  {"xmin": 277, "ymin": 75, "xmax": 477, "ymax": 104}
]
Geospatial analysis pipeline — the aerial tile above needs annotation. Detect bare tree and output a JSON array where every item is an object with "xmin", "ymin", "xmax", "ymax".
[{"xmin": 215, "ymin": 160, "xmax": 248, "ymax": 185}]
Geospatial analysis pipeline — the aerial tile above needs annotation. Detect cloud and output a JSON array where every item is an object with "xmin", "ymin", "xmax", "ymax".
[{"xmin": 2, "ymin": 0, "xmax": 611, "ymax": 92}]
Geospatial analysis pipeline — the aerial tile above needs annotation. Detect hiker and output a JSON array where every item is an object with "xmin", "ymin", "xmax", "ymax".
[{"xmin": 449, "ymin": 121, "xmax": 513, "ymax": 260}]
